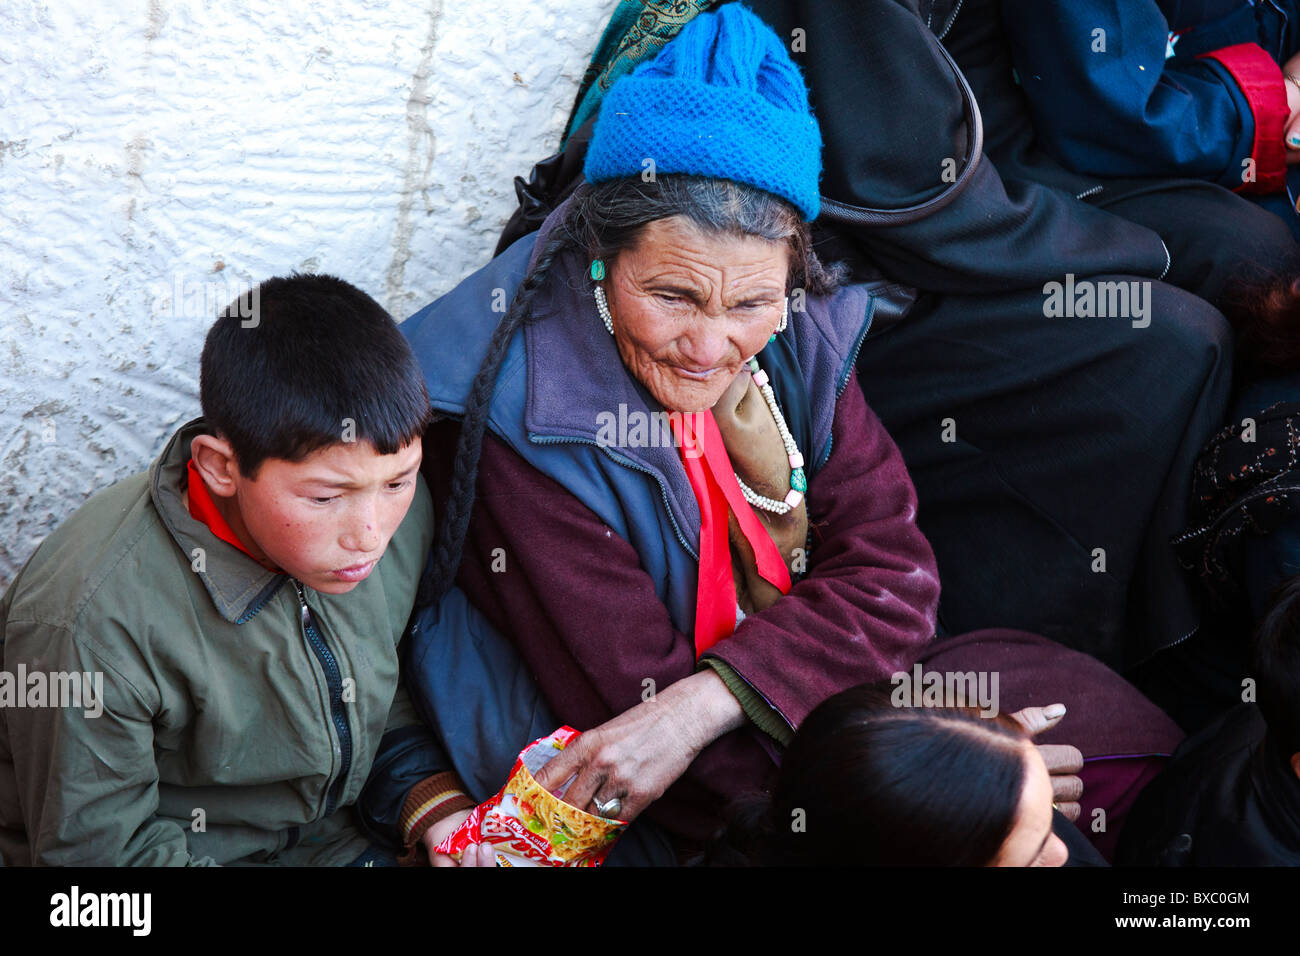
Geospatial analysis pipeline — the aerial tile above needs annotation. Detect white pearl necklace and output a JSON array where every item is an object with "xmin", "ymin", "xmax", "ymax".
[{"xmin": 734, "ymin": 356, "xmax": 806, "ymax": 515}]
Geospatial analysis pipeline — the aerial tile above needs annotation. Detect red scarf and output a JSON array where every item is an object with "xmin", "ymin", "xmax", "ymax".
[
  {"xmin": 672, "ymin": 410, "xmax": 791, "ymax": 658},
  {"xmin": 186, "ymin": 458, "xmax": 277, "ymax": 569}
]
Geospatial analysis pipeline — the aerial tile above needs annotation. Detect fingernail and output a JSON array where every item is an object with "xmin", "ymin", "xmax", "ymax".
[
  {"xmin": 1043, "ymin": 703, "xmax": 1066, "ymax": 719},
  {"xmin": 1290, "ymin": 134, "xmax": 1300, "ymax": 147}
]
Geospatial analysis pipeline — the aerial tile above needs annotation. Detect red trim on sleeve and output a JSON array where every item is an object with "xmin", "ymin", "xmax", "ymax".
[{"xmin": 1198, "ymin": 43, "xmax": 1288, "ymax": 194}]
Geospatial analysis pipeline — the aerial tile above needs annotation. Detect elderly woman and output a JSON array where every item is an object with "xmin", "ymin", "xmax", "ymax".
[
  {"xmin": 399, "ymin": 5, "xmax": 1178, "ymax": 863},
  {"xmin": 402, "ymin": 6, "xmax": 937, "ymax": 855}
]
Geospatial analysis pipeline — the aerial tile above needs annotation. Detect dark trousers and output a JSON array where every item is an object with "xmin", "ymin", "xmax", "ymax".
[{"xmin": 856, "ymin": 277, "xmax": 1233, "ymax": 672}]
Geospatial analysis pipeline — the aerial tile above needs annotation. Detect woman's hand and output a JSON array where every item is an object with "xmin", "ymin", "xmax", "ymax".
[
  {"xmin": 1009, "ymin": 703, "xmax": 1084, "ymax": 822},
  {"xmin": 532, "ymin": 669, "xmax": 747, "ymax": 822}
]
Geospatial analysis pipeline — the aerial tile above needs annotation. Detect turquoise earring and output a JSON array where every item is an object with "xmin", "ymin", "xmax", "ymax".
[
  {"xmin": 591, "ymin": 259, "xmax": 614, "ymax": 335},
  {"xmin": 769, "ymin": 297, "xmax": 790, "ymax": 342}
]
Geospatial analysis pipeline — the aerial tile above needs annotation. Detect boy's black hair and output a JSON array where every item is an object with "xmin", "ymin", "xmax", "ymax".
[
  {"xmin": 1253, "ymin": 575, "xmax": 1300, "ymax": 758},
  {"xmin": 199, "ymin": 273, "xmax": 433, "ymax": 477}
]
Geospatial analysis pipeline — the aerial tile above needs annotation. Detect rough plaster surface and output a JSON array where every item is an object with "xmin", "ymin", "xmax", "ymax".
[{"xmin": 0, "ymin": 0, "xmax": 611, "ymax": 590}]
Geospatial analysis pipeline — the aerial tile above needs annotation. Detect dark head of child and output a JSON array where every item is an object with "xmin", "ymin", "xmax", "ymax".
[
  {"xmin": 705, "ymin": 682, "xmax": 1068, "ymax": 867},
  {"xmin": 1254, "ymin": 576, "xmax": 1300, "ymax": 781},
  {"xmin": 192, "ymin": 273, "xmax": 432, "ymax": 594}
]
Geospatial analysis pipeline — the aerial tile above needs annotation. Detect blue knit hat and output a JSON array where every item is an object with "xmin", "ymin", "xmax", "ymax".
[{"xmin": 583, "ymin": 4, "xmax": 822, "ymax": 221}]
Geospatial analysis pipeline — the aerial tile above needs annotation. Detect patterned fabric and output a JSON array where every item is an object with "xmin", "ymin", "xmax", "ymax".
[
  {"xmin": 1173, "ymin": 400, "xmax": 1300, "ymax": 605},
  {"xmin": 563, "ymin": 0, "xmax": 715, "ymax": 147}
]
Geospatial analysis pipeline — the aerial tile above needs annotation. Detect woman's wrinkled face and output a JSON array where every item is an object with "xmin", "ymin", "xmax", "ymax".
[
  {"xmin": 990, "ymin": 743, "xmax": 1070, "ymax": 868},
  {"xmin": 603, "ymin": 216, "xmax": 792, "ymax": 413}
]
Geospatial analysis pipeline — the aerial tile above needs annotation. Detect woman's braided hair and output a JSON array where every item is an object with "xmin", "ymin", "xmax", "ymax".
[{"xmin": 419, "ymin": 175, "xmax": 845, "ymax": 606}]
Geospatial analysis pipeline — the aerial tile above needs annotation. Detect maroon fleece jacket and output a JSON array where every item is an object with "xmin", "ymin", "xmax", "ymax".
[{"xmin": 424, "ymin": 369, "xmax": 942, "ymax": 845}]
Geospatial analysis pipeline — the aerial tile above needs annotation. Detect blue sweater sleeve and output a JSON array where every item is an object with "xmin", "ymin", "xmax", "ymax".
[{"xmin": 1000, "ymin": 0, "xmax": 1260, "ymax": 188}]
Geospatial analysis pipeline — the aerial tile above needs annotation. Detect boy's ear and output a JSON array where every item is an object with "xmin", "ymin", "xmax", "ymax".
[
  {"xmin": 1291, "ymin": 752, "xmax": 1300, "ymax": 783},
  {"xmin": 190, "ymin": 434, "xmax": 242, "ymax": 499}
]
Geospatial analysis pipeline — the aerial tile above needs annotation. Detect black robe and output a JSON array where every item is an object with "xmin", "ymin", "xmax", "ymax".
[{"xmin": 1117, "ymin": 705, "xmax": 1300, "ymax": 865}]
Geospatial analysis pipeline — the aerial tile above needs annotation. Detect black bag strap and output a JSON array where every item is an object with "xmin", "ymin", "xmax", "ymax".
[{"xmin": 817, "ymin": 38, "xmax": 983, "ymax": 228}]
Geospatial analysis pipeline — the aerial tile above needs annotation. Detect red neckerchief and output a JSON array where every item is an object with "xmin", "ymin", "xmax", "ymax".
[
  {"xmin": 672, "ymin": 410, "xmax": 791, "ymax": 658},
  {"xmin": 186, "ymin": 458, "xmax": 278, "ymax": 570}
]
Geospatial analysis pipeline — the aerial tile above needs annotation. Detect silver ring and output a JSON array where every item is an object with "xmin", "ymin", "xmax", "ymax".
[{"xmin": 592, "ymin": 796, "xmax": 622, "ymax": 818}]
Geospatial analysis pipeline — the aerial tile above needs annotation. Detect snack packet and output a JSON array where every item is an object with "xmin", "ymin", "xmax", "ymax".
[{"xmin": 434, "ymin": 726, "xmax": 627, "ymax": 867}]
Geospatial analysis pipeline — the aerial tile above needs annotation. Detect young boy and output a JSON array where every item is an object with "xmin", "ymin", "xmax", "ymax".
[{"xmin": 0, "ymin": 274, "xmax": 472, "ymax": 865}]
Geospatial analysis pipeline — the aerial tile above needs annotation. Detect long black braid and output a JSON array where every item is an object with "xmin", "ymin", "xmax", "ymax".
[{"xmin": 417, "ymin": 230, "xmax": 574, "ymax": 607}]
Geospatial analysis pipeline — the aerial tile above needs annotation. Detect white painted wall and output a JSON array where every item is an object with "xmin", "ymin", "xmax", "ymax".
[{"xmin": 0, "ymin": 0, "xmax": 612, "ymax": 589}]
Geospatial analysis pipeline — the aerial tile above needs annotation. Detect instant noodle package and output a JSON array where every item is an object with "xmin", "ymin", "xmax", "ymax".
[{"xmin": 434, "ymin": 726, "xmax": 628, "ymax": 867}]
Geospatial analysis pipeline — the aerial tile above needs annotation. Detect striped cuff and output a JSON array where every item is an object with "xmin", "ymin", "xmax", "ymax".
[
  {"xmin": 699, "ymin": 657, "xmax": 794, "ymax": 747},
  {"xmin": 399, "ymin": 772, "xmax": 476, "ymax": 853}
]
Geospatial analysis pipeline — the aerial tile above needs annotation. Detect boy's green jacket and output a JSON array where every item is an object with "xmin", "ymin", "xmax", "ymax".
[{"xmin": 0, "ymin": 419, "xmax": 436, "ymax": 865}]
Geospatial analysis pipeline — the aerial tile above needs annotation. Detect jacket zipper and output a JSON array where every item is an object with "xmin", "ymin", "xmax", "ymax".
[
  {"xmin": 233, "ymin": 576, "xmax": 286, "ymax": 625},
  {"xmin": 935, "ymin": 0, "xmax": 965, "ymax": 40},
  {"xmin": 810, "ymin": 288, "xmax": 883, "ymax": 471},
  {"xmin": 292, "ymin": 579, "xmax": 354, "ymax": 818},
  {"xmin": 838, "ymin": 293, "xmax": 878, "ymax": 401},
  {"xmin": 1156, "ymin": 238, "xmax": 1171, "ymax": 281}
]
